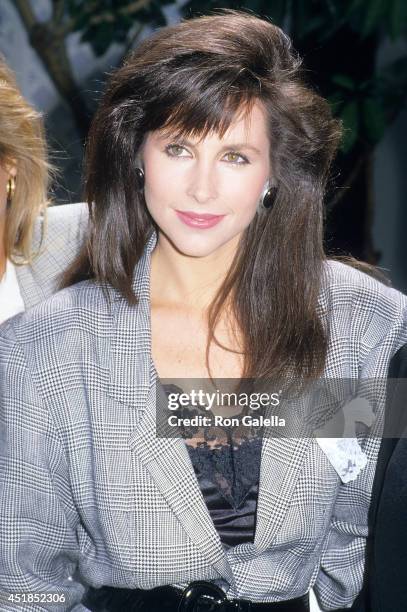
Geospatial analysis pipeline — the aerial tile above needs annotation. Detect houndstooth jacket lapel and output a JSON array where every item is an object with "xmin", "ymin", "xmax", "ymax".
[{"xmin": 106, "ymin": 229, "xmax": 235, "ymax": 583}]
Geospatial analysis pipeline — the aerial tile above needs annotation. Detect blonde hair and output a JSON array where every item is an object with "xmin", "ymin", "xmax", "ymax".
[{"xmin": 0, "ymin": 55, "xmax": 52, "ymax": 264}]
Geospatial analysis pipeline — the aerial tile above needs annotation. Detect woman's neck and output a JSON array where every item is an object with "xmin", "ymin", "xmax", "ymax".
[{"xmin": 150, "ymin": 234, "xmax": 238, "ymax": 311}]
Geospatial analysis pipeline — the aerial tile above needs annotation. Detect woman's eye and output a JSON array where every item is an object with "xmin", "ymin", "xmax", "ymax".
[
  {"xmin": 164, "ymin": 145, "xmax": 249, "ymax": 164},
  {"xmin": 223, "ymin": 152, "xmax": 249, "ymax": 165},
  {"xmin": 165, "ymin": 144, "xmax": 189, "ymax": 157}
]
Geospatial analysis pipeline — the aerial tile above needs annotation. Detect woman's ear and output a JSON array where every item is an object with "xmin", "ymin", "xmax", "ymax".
[
  {"xmin": 261, "ymin": 179, "xmax": 272, "ymax": 197},
  {"xmin": 2, "ymin": 159, "xmax": 17, "ymax": 179}
]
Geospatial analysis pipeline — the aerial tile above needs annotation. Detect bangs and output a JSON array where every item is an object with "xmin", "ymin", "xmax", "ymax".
[
  {"xmin": 144, "ymin": 56, "xmax": 262, "ymax": 141},
  {"xmin": 159, "ymin": 93, "xmax": 258, "ymax": 142}
]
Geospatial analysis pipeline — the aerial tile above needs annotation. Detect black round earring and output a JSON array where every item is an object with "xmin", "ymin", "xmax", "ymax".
[
  {"xmin": 135, "ymin": 167, "xmax": 145, "ymax": 191},
  {"xmin": 262, "ymin": 186, "xmax": 277, "ymax": 210}
]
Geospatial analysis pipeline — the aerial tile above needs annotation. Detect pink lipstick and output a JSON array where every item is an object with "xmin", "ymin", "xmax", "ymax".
[{"xmin": 175, "ymin": 210, "xmax": 225, "ymax": 229}]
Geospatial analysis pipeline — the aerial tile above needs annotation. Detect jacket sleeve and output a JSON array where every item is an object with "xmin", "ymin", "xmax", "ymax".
[
  {"xmin": 313, "ymin": 299, "xmax": 407, "ymax": 611},
  {"xmin": 0, "ymin": 319, "xmax": 90, "ymax": 612},
  {"xmin": 313, "ymin": 438, "xmax": 380, "ymax": 610},
  {"xmin": 16, "ymin": 202, "xmax": 89, "ymax": 310}
]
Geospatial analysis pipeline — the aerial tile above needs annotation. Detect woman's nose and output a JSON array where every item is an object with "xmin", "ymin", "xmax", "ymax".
[{"xmin": 186, "ymin": 162, "xmax": 218, "ymax": 204}]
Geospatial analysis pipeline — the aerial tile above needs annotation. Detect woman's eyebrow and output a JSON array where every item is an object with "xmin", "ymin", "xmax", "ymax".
[
  {"xmin": 218, "ymin": 142, "xmax": 261, "ymax": 154},
  {"xmin": 159, "ymin": 135, "xmax": 261, "ymax": 154}
]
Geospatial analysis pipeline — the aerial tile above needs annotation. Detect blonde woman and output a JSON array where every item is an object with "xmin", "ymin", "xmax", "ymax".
[{"xmin": 0, "ymin": 57, "xmax": 87, "ymax": 323}]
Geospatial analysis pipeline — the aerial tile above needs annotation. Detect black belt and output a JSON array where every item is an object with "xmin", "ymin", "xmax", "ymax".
[{"xmin": 83, "ymin": 580, "xmax": 310, "ymax": 611}]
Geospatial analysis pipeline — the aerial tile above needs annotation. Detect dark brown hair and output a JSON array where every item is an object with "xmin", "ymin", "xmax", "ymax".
[{"xmin": 62, "ymin": 9, "xmax": 344, "ymax": 386}]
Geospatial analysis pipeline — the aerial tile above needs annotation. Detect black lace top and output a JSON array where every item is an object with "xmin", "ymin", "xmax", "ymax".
[{"xmin": 160, "ymin": 381, "xmax": 263, "ymax": 549}]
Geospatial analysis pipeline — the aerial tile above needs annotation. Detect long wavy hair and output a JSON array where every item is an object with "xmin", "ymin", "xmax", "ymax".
[
  {"xmin": 62, "ymin": 10, "xmax": 344, "ymax": 385},
  {"xmin": 0, "ymin": 56, "xmax": 52, "ymax": 264}
]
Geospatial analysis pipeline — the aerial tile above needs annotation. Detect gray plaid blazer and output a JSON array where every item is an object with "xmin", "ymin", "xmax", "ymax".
[
  {"xmin": 14, "ymin": 202, "xmax": 88, "ymax": 310},
  {"xmin": 1, "ymin": 226, "xmax": 407, "ymax": 612}
]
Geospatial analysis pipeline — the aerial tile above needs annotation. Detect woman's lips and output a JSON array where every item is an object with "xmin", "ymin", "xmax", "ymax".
[{"xmin": 175, "ymin": 210, "xmax": 225, "ymax": 229}]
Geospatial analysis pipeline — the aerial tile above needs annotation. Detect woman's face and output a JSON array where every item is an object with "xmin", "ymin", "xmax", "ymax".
[{"xmin": 141, "ymin": 100, "xmax": 272, "ymax": 258}]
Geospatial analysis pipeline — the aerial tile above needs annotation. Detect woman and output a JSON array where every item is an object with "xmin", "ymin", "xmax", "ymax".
[
  {"xmin": 0, "ymin": 55, "xmax": 50, "ymax": 322},
  {"xmin": 0, "ymin": 56, "xmax": 87, "ymax": 323},
  {"xmin": 0, "ymin": 10, "xmax": 406, "ymax": 612}
]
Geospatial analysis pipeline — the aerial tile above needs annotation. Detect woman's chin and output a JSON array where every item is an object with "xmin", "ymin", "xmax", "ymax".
[
  {"xmin": 172, "ymin": 240, "xmax": 224, "ymax": 258},
  {"xmin": 160, "ymin": 230, "xmax": 232, "ymax": 259}
]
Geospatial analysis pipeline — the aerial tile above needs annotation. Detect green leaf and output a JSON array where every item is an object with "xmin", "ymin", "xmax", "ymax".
[
  {"xmin": 362, "ymin": 98, "xmax": 387, "ymax": 143},
  {"xmin": 147, "ymin": 2, "xmax": 167, "ymax": 28},
  {"xmin": 328, "ymin": 92, "xmax": 344, "ymax": 112},
  {"xmin": 82, "ymin": 22, "xmax": 115, "ymax": 56},
  {"xmin": 262, "ymin": 0, "xmax": 287, "ymax": 26},
  {"xmin": 340, "ymin": 101, "xmax": 359, "ymax": 153},
  {"xmin": 239, "ymin": 0, "xmax": 268, "ymax": 13},
  {"xmin": 292, "ymin": 0, "xmax": 313, "ymax": 42},
  {"xmin": 331, "ymin": 74, "xmax": 356, "ymax": 90},
  {"xmin": 361, "ymin": 0, "xmax": 386, "ymax": 37},
  {"xmin": 347, "ymin": 0, "xmax": 365, "ymax": 13},
  {"xmin": 358, "ymin": 80, "xmax": 373, "ymax": 93},
  {"xmin": 181, "ymin": 0, "xmax": 218, "ymax": 19},
  {"xmin": 376, "ymin": 57, "xmax": 407, "ymax": 116},
  {"xmin": 386, "ymin": 0, "xmax": 407, "ymax": 40},
  {"xmin": 301, "ymin": 15, "xmax": 327, "ymax": 37}
]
